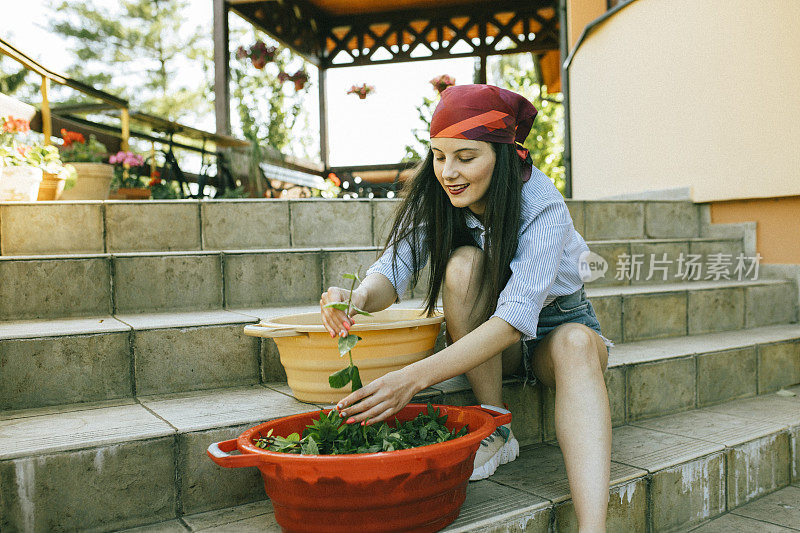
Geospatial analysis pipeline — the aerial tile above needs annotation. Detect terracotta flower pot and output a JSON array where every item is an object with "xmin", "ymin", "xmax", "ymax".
[
  {"xmin": 244, "ymin": 309, "xmax": 444, "ymax": 403},
  {"xmin": 112, "ymin": 187, "xmax": 151, "ymax": 200},
  {"xmin": 60, "ymin": 162, "xmax": 114, "ymax": 200},
  {"xmin": 208, "ymin": 404, "xmax": 511, "ymax": 533},
  {"xmin": 37, "ymin": 171, "xmax": 67, "ymax": 201}
]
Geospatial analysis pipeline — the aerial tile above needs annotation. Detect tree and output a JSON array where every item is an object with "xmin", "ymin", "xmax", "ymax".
[
  {"xmin": 48, "ymin": 0, "xmax": 212, "ymax": 122},
  {"xmin": 490, "ymin": 53, "xmax": 565, "ymax": 194}
]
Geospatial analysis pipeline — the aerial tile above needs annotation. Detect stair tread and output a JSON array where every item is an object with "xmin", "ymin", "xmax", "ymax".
[
  {"xmin": 609, "ymin": 323, "xmax": 800, "ymax": 366},
  {"xmin": 0, "ymin": 316, "xmax": 130, "ymax": 340},
  {"xmin": 138, "ymin": 384, "xmax": 322, "ymax": 433},
  {"xmin": 587, "ymin": 277, "xmax": 789, "ymax": 297},
  {"xmin": 0, "ymin": 235, "xmax": 743, "ymax": 258},
  {"xmin": 3, "ymin": 383, "xmax": 797, "ymax": 462},
  {"xmin": 1, "ymin": 276, "xmax": 794, "ymax": 339}
]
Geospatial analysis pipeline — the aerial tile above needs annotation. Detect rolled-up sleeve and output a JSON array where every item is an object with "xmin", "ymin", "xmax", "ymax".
[
  {"xmin": 365, "ymin": 228, "xmax": 428, "ymax": 302},
  {"xmin": 491, "ymin": 202, "xmax": 572, "ymax": 341}
]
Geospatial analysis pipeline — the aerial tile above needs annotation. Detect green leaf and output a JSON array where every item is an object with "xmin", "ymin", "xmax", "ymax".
[
  {"xmin": 338, "ymin": 334, "xmax": 361, "ymax": 357},
  {"xmin": 342, "ymin": 273, "xmax": 357, "ymax": 281},
  {"xmin": 350, "ymin": 365, "xmax": 363, "ymax": 391},
  {"xmin": 329, "ymin": 366, "xmax": 352, "ymax": 389},
  {"xmin": 324, "ymin": 302, "xmax": 350, "ymax": 312},
  {"xmin": 301, "ymin": 435, "xmax": 319, "ymax": 455},
  {"xmin": 351, "ymin": 305, "xmax": 372, "ymax": 316}
]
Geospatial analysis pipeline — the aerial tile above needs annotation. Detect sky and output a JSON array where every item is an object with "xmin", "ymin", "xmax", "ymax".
[{"xmin": 0, "ymin": 1, "xmax": 481, "ymax": 167}]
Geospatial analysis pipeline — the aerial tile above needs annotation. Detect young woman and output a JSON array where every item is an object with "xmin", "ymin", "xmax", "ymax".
[{"xmin": 320, "ymin": 84, "xmax": 614, "ymax": 530}]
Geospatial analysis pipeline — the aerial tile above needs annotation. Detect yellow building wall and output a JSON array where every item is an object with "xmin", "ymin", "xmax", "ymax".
[
  {"xmin": 710, "ymin": 196, "xmax": 800, "ymax": 265},
  {"xmin": 567, "ymin": 0, "xmax": 800, "ymax": 202}
]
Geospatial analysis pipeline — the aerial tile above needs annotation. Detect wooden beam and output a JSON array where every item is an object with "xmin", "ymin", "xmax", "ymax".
[{"xmin": 213, "ymin": 0, "xmax": 232, "ymax": 136}]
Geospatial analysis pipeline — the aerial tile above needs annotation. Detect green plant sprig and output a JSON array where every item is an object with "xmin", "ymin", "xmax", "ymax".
[
  {"xmin": 324, "ymin": 271, "xmax": 372, "ymax": 392},
  {"xmin": 253, "ymin": 403, "xmax": 468, "ymax": 455}
]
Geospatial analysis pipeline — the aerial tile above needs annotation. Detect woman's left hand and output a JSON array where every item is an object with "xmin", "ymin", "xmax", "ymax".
[{"xmin": 336, "ymin": 368, "xmax": 420, "ymax": 425}]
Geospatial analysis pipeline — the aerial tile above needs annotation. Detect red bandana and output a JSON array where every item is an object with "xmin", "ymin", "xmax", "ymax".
[{"xmin": 430, "ymin": 84, "xmax": 537, "ymax": 182}]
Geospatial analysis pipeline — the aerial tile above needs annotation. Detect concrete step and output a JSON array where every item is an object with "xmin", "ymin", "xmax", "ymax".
[
  {"xmin": 0, "ymin": 199, "xmax": 704, "ymax": 256},
  {"xmin": 2, "ymin": 384, "xmax": 798, "ymax": 532},
  {"xmin": 1, "ymin": 287, "xmax": 797, "ymax": 413},
  {"xmin": 0, "ymin": 243, "xmax": 768, "ymax": 320}
]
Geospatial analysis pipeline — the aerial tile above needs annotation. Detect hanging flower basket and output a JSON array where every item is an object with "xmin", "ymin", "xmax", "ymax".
[
  {"xmin": 208, "ymin": 404, "xmax": 511, "ymax": 533},
  {"xmin": 430, "ymin": 74, "xmax": 456, "ymax": 94},
  {"xmin": 347, "ymin": 83, "xmax": 376, "ymax": 99}
]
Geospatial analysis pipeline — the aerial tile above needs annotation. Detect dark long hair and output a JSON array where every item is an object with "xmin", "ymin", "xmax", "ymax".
[{"xmin": 383, "ymin": 142, "xmax": 524, "ymax": 322}]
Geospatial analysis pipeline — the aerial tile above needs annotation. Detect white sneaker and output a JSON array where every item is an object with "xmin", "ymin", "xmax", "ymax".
[{"xmin": 470, "ymin": 423, "xmax": 519, "ymax": 481}]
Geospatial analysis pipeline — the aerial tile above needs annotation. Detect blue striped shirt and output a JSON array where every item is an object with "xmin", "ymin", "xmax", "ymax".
[{"xmin": 366, "ymin": 166, "xmax": 589, "ymax": 341}]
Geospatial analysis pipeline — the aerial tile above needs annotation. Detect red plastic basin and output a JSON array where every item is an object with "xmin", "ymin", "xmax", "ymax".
[{"xmin": 207, "ymin": 404, "xmax": 510, "ymax": 533}]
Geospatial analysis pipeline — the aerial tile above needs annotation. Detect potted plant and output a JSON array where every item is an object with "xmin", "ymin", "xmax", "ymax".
[
  {"xmin": 108, "ymin": 150, "xmax": 150, "ymax": 199},
  {"xmin": 147, "ymin": 170, "xmax": 180, "ymax": 199},
  {"xmin": 346, "ymin": 83, "xmax": 376, "ymax": 99},
  {"xmin": 58, "ymin": 129, "xmax": 113, "ymax": 200},
  {"xmin": 0, "ymin": 116, "xmax": 75, "ymax": 201}
]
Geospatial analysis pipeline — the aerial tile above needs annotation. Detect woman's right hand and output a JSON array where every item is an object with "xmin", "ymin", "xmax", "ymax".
[{"xmin": 320, "ymin": 286, "xmax": 367, "ymax": 338}]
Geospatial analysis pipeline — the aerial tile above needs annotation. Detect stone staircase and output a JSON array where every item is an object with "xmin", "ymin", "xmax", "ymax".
[{"xmin": 0, "ymin": 198, "xmax": 798, "ymax": 532}]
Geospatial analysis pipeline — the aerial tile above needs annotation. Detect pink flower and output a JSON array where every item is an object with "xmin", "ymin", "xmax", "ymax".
[
  {"xmin": 109, "ymin": 151, "xmax": 143, "ymax": 167},
  {"xmin": 430, "ymin": 74, "xmax": 456, "ymax": 94},
  {"xmin": 347, "ymin": 83, "xmax": 375, "ymax": 99}
]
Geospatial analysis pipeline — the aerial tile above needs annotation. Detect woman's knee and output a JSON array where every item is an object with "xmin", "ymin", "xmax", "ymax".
[
  {"xmin": 444, "ymin": 246, "xmax": 484, "ymax": 293},
  {"xmin": 549, "ymin": 323, "xmax": 607, "ymax": 373}
]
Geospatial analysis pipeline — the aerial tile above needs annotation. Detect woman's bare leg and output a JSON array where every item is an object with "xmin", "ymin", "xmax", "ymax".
[
  {"xmin": 532, "ymin": 323, "xmax": 611, "ymax": 532},
  {"xmin": 441, "ymin": 246, "xmax": 521, "ymax": 406}
]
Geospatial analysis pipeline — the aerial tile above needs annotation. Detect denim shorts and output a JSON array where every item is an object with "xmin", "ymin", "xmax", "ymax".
[{"xmin": 519, "ymin": 286, "xmax": 614, "ymax": 386}]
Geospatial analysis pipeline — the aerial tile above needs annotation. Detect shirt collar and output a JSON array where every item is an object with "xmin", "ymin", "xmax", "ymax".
[{"xmin": 463, "ymin": 209, "xmax": 485, "ymax": 230}]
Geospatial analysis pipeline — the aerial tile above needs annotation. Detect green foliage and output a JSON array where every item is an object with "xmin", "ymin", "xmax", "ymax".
[
  {"xmin": 229, "ymin": 22, "xmax": 315, "ymax": 160},
  {"xmin": 0, "ymin": 57, "xmax": 31, "ymax": 97},
  {"xmin": 401, "ymin": 95, "xmax": 436, "ymax": 163},
  {"xmin": 253, "ymin": 404, "xmax": 469, "ymax": 455},
  {"xmin": 59, "ymin": 135, "xmax": 108, "ymax": 163},
  {"xmin": 323, "ymin": 271, "xmax": 371, "ymax": 392},
  {"xmin": 48, "ymin": 0, "xmax": 212, "ymax": 122},
  {"xmin": 490, "ymin": 54, "xmax": 566, "ymax": 195}
]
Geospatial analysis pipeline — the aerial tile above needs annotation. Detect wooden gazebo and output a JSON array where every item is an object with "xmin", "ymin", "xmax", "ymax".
[{"xmin": 213, "ymin": 0, "xmax": 566, "ymax": 190}]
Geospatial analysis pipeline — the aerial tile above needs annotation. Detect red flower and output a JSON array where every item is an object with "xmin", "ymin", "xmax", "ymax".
[
  {"xmin": 148, "ymin": 177, "xmax": 163, "ymax": 187},
  {"xmin": 327, "ymin": 172, "xmax": 341, "ymax": 187},
  {"xmin": 60, "ymin": 129, "xmax": 86, "ymax": 148},
  {"xmin": 3, "ymin": 116, "xmax": 30, "ymax": 134},
  {"xmin": 150, "ymin": 170, "xmax": 161, "ymax": 179}
]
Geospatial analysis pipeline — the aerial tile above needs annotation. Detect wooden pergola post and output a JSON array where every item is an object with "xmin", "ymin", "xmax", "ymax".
[
  {"xmin": 213, "ymin": 0, "xmax": 231, "ymax": 136},
  {"xmin": 318, "ymin": 67, "xmax": 329, "ymax": 173},
  {"xmin": 40, "ymin": 75, "xmax": 51, "ymax": 145},
  {"xmin": 120, "ymin": 107, "xmax": 130, "ymax": 151}
]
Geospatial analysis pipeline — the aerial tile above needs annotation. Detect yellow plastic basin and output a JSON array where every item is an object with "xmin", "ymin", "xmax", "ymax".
[{"xmin": 244, "ymin": 309, "xmax": 444, "ymax": 403}]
